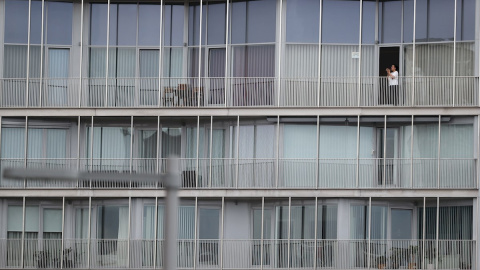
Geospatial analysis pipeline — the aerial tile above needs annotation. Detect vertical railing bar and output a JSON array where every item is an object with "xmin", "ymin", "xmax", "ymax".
[
  {"xmin": 276, "ymin": 115, "xmax": 280, "ymax": 188},
  {"xmin": 196, "ymin": 116, "xmax": 199, "ymax": 189},
  {"xmin": 209, "ymin": 116, "xmax": 213, "ymax": 187},
  {"xmin": 356, "ymin": 115, "xmax": 360, "ymax": 188},
  {"xmin": 24, "ymin": 116, "xmax": 28, "ymax": 188},
  {"xmin": 437, "ymin": 115, "xmax": 441, "ymax": 189},
  {"xmin": 316, "ymin": 116, "xmax": 319, "ymax": 188},
  {"xmin": 130, "ymin": 116, "xmax": 133, "ymax": 188}
]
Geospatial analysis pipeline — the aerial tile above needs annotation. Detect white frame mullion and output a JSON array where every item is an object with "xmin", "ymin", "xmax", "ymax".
[
  {"xmin": 26, "ymin": 0, "xmax": 32, "ymax": 107},
  {"xmin": 224, "ymin": 0, "xmax": 229, "ymax": 107},
  {"xmin": 39, "ymin": 0, "xmax": 45, "ymax": 107},
  {"xmin": 60, "ymin": 197, "xmax": 65, "ymax": 269},
  {"xmin": 412, "ymin": 0, "xmax": 416, "ymax": 106},
  {"xmin": 410, "ymin": 115, "xmax": 414, "ymax": 188},
  {"xmin": 367, "ymin": 197, "xmax": 372, "ymax": 268},
  {"xmin": 196, "ymin": 116, "xmax": 200, "ymax": 188},
  {"xmin": 437, "ymin": 115, "xmax": 441, "ymax": 189},
  {"xmin": 21, "ymin": 197, "xmax": 26, "ymax": 269},
  {"xmin": 78, "ymin": 0, "xmax": 84, "ymax": 107},
  {"xmin": 87, "ymin": 196, "xmax": 92, "ymax": 269},
  {"xmin": 287, "ymin": 197, "xmax": 291, "ymax": 270},
  {"xmin": 275, "ymin": 115, "xmax": 280, "ymax": 188},
  {"xmin": 235, "ymin": 116, "xmax": 239, "ymax": 188},
  {"xmin": 383, "ymin": 115, "xmax": 387, "ymax": 188},
  {"xmin": 317, "ymin": 0, "xmax": 322, "ymax": 107},
  {"xmin": 453, "ymin": 0, "xmax": 457, "ymax": 107},
  {"xmin": 435, "ymin": 197, "xmax": 439, "ymax": 270},
  {"xmin": 153, "ymin": 196, "xmax": 158, "ymax": 269},
  {"xmin": 356, "ymin": 116, "xmax": 360, "ymax": 188},
  {"xmin": 313, "ymin": 197, "xmax": 318, "ymax": 270},
  {"xmin": 260, "ymin": 197, "xmax": 264, "ymax": 270},
  {"xmin": 24, "ymin": 116, "xmax": 28, "ymax": 188},
  {"xmin": 197, "ymin": 0, "xmax": 203, "ymax": 107},
  {"xmin": 209, "ymin": 116, "xmax": 213, "ymax": 187},
  {"xmin": 220, "ymin": 197, "xmax": 225, "ymax": 270},
  {"xmin": 158, "ymin": 0, "xmax": 164, "ymax": 107},
  {"xmin": 357, "ymin": 0, "xmax": 363, "ymax": 107},
  {"xmin": 277, "ymin": 0, "xmax": 283, "ymax": 107}
]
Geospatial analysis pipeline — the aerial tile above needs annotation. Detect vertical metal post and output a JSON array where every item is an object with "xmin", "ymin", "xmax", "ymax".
[
  {"xmin": 209, "ymin": 116, "xmax": 213, "ymax": 187},
  {"xmin": 79, "ymin": 0, "xmax": 84, "ymax": 107},
  {"xmin": 287, "ymin": 197, "xmax": 291, "ymax": 270},
  {"xmin": 197, "ymin": 0, "xmax": 203, "ymax": 108},
  {"xmin": 220, "ymin": 198, "xmax": 225, "ymax": 270},
  {"xmin": 105, "ymin": 0, "xmax": 111, "ymax": 107},
  {"xmin": 39, "ymin": 0, "xmax": 44, "ymax": 107},
  {"xmin": 164, "ymin": 158, "xmax": 179, "ymax": 270},
  {"xmin": 235, "ymin": 116, "xmax": 239, "ymax": 188},
  {"xmin": 276, "ymin": 116, "xmax": 280, "ymax": 188},
  {"xmin": 357, "ymin": 0, "xmax": 363, "ymax": 107},
  {"xmin": 453, "ymin": 0, "xmax": 457, "ymax": 107},
  {"xmin": 260, "ymin": 197, "xmax": 265, "ymax": 270},
  {"xmin": 316, "ymin": 116, "xmax": 319, "ymax": 188},
  {"xmin": 367, "ymin": 197, "xmax": 372, "ymax": 269},
  {"xmin": 130, "ymin": 116, "xmax": 133, "ymax": 188},
  {"xmin": 422, "ymin": 197, "xmax": 426, "ymax": 270},
  {"xmin": 412, "ymin": 0, "xmax": 416, "ymax": 106},
  {"xmin": 224, "ymin": 0, "xmax": 229, "ymax": 107},
  {"xmin": 127, "ymin": 197, "xmax": 132, "ymax": 268},
  {"xmin": 356, "ymin": 116, "xmax": 360, "ymax": 188},
  {"xmin": 21, "ymin": 197, "xmax": 26, "ymax": 269},
  {"xmin": 26, "ymin": 0, "xmax": 31, "ymax": 107},
  {"xmin": 90, "ymin": 116, "xmax": 94, "ymax": 188},
  {"xmin": 196, "ymin": 116, "xmax": 200, "ymax": 188},
  {"xmin": 87, "ymin": 197, "xmax": 92, "ymax": 269},
  {"xmin": 193, "ymin": 197, "xmax": 198, "ymax": 270},
  {"xmin": 435, "ymin": 197, "xmax": 439, "ymax": 270},
  {"xmin": 314, "ymin": 197, "xmax": 318, "ymax": 270},
  {"xmin": 317, "ymin": 0, "xmax": 322, "ymax": 107},
  {"xmin": 277, "ymin": 0, "xmax": 283, "ymax": 107},
  {"xmin": 24, "ymin": 116, "xmax": 28, "ymax": 188},
  {"xmin": 383, "ymin": 116, "xmax": 387, "ymax": 188},
  {"xmin": 153, "ymin": 197, "xmax": 158, "ymax": 269},
  {"xmin": 410, "ymin": 115, "xmax": 414, "ymax": 188},
  {"xmin": 437, "ymin": 116, "xmax": 441, "ymax": 189},
  {"xmin": 157, "ymin": 116, "xmax": 160, "ymax": 188},
  {"xmin": 77, "ymin": 116, "xmax": 81, "ymax": 187},
  {"xmin": 158, "ymin": 0, "xmax": 164, "ymax": 107},
  {"xmin": 61, "ymin": 197, "xmax": 65, "ymax": 269}
]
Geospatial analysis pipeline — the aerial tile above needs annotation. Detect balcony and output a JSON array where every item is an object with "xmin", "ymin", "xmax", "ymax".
[
  {"xmin": 0, "ymin": 158, "xmax": 476, "ymax": 189},
  {"xmin": 0, "ymin": 239, "xmax": 475, "ymax": 269},
  {"xmin": 0, "ymin": 76, "xmax": 477, "ymax": 108}
]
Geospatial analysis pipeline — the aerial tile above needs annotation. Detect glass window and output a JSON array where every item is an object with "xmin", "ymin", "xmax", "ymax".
[
  {"xmin": 283, "ymin": 123, "xmax": 317, "ymax": 158},
  {"xmin": 403, "ymin": 0, "xmax": 414, "ymax": 43},
  {"xmin": 4, "ymin": 0, "xmax": 29, "ymax": 44},
  {"xmin": 46, "ymin": 1, "xmax": 73, "ymax": 45},
  {"xmin": 30, "ymin": 0, "xmax": 42, "ymax": 45},
  {"xmin": 116, "ymin": 4, "xmax": 137, "ymax": 46},
  {"xmin": 290, "ymin": 205, "xmax": 315, "ymax": 239},
  {"xmin": 317, "ymin": 204, "xmax": 337, "ymax": 239},
  {"xmin": 138, "ymin": 4, "xmax": 161, "ymax": 46},
  {"xmin": 286, "ymin": 0, "xmax": 319, "ymax": 43},
  {"xmin": 43, "ymin": 209, "xmax": 62, "ymax": 238},
  {"xmin": 379, "ymin": 0, "xmax": 402, "ymax": 43},
  {"xmin": 207, "ymin": 3, "xmax": 226, "ymax": 45},
  {"xmin": 188, "ymin": 4, "xmax": 206, "ymax": 46},
  {"xmin": 416, "ymin": 0, "xmax": 455, "ymax": 42},
  {"xmin": 87, "ymin": 126, "xmax": 131, "ymax": 159},
  {"xmin": 456, "ymin": 0, "xmax": 475, "ymax": 40},
  {"xmin": 361, "ymin": 0, "xmax": 375, "ymax": 44},
  {"xmin": 231, "ymin": 45, "xmax": 275, "ymax": 77},
  {"xmin": 322, "ymin": 0, "xmax": 360, "ymax": 44},
  {"xmin": 231, "ymin": 0, "xmax": 276, "ymax": 44},
  {"xmin": 440, "ymin": 117, "xmax": 473, "ymax": 158},
  {"xmin": 1, "ymin": 127, "xmax": 25, "ymax": 158},
  {"xmin": 97, "ymin": 206, "xmax": 129, "ymax": 239},
  {"xmin": 90, "ymin": 4, "xmax": 108, "ymax": 45},
  {"xmin": 27, "ymin": 128, "xmax": 67, "ymax": 159},
  {"xmin": 164, "ymin": 4, "xmax": 185, "ymax": 46}
]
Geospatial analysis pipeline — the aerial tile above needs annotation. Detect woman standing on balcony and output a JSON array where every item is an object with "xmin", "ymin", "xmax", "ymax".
[{"xmin": 386, "ymin": 65, "xmax": 399, "ymax": 105}]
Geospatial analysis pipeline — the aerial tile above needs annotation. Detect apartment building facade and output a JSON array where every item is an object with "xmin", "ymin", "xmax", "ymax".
[{"xmin": 0, "ymin": 0, "xmax": 478, "ymax": 269}]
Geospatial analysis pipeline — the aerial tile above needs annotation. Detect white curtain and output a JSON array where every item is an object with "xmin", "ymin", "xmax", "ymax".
[
  {"xmin": 116, "ymin": 206, "xmax": 129, "ymax": 267},
  {"xmin": 75, "ymin": 208, "xmax": 89, "ymax": 239},
  {"xmin": 440, "ymin": 123, "xmax": 473, "ymax": 158},
  {"xmin": 350, "ymin": 205, "xmax": 367, "ymax": 239},
  {"xmin": 1, "ymin": 128, "xmax": 25, "ymax": 158},
  {"xmin": 284, "ymin": 44, "xmax": 318, "ymax": 78},
  {"xmin": 163, "ymin": 47, "xmax": 184, "ymax": 78}
]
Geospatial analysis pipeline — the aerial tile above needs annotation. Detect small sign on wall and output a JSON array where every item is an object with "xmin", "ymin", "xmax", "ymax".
[{"xmin": 352, "ymin": 52, "xmax": 360, "ymax": 59}]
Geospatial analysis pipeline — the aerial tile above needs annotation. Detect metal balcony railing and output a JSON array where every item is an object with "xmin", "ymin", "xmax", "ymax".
[
  {"xmin": 0, "ymin": 158, "xmax": 476, "ymax": 189},
  {"xmin": 0, "ymin": 76, "xmax": 477, "ymax": 108},
  {"xmin": 0, "ymin": 239, "xmax": 475, "ymax": 269}
]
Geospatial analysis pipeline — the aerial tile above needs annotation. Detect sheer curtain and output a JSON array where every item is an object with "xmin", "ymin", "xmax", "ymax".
[{"xmin": 88, "ymin": 127, "xmax": 131, "ymax": 172}]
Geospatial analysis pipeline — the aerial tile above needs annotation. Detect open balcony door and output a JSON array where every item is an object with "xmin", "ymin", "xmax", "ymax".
[
  {"xmin": 378, "ymin": 47, "xmax": 400, "ymax": 105},
  {"xmin": 208, "ymin": 48, "xmax": 226, "ymax": 106}
]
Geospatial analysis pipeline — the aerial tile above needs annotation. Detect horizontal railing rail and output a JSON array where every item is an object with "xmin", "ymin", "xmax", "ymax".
[
  {"xmin": 0, "ymin": 76, "xmax": 477, "ymax": 108},
  {"xmin": 0, "ymin": 239, "xmax": 475, "ymax": 269},
  {"xmin": 0, "ymin": 158, "xmax": 476, "ymax": 189}
]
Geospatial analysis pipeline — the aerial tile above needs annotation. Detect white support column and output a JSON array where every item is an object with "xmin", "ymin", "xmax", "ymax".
[
  {"xmin": 78, "ymin": 0, "xmax": 84, "ymax": 107},
  {"xmin": 224, "ymin": 0, "xmax": 230, "ymax": 107},
  {"xmin": 435, "ymin": 197, "xmax": 439, "ymax": 270},
  {"xmin": 235, "ymin": 116, "xmax": 239, "ymax": 188},
  {"xmin": 196, "ymin": 116, "xmax": 200, "ymax": 188},
  {"xmin": 157, "ymin": 116, "xmax": 160, "ymax": 188},
  {"xmin": 39, "ymin": 0, "xmax": 44, "ymax": 107},
  {"xmin": 158, "ymin": 0, "xmax": 164, "ymax": 107},
  {"xmin": 383, "ymin": 116, "xmax": 387, "ymax": 188},
  {"xmin": 410, "ymin": 115, "xmax": 414, "ymax": 188},
  {"xmin": 287, "ymin": 197, "xmax": 291, "ymax": 270},
  {"xmin": 61, "ymin": 197, "xmax": 65, "ymax": 269},
  {"xmin": 21, "ymin": 197, "xmax": 26, "ymax": 269},
  {"xmin": 24, "ymin": 116, "xmax": 28, "ymax": 188},
  {"xmin": 277, "ymin": 0, "xmax": 283, "ymax": 107},
  {"xmin": 89, "ymin": 116, "xmax": 94, "ymax": 188},
  {"xmin": 26, "ymin": 0, "xmax": 32, "ymax": 107},
  {"xmin": 422, "ymin": 197, "xmax": 426, "ymax": 270},
  {"xmin": 314, "ymin": 197, "xmax": 318, "ymax": 270},
  {"xmin": 130, "ymin": 116, "xmax": 133, "ymax": 188},
  {"xmin": 276, "ymin": 115, "xmax": 280, "ymax": 188},
  {"xmin": 197, "ymin": 0, "xmax": 203, "ymax": 107},
  {"xmin": 127, "ymin": 197, "xmax": 131, "ymax": 268},
  {"xmin": 193, "ymin": 197, "xmax": 198, "ymax": 270},
  {"xmin": 209, "ymin": 116, "xmax": 213, "ymax": 187},
  {"xmin": 87, "ymin": 197, "xmax": 92, "ymax": 269},
  {"xmin": 153, "ymin": 197, "xmax": 158, "ymax": 269},
  {"xmin": 317, "ymin": 0, "xmax": 322, "ymax": 107},
  {"xmin": 357, "ymin": 0, "xmax": 363, "ymax": 107},
  {"xmin": 260, "ymin": 197, "xmax": 264, "ymax": 270},
  {"xmin": 356, "ymin": 116, "xmax": 360, "ymax": 188},
  {"xmin": 367, "ymin": 197, "xmax": 372, "ymax": 269},
  {"xmin": 437, "ymin": 116, "xmax": 441, "ymax": 189},
  {"xmin": 316, "ymin": 116, "xmax": 319, "ymax": 188},
  {"xmin": 105, "ymin": 0, "xmax": 110, "ymax": 107},
  {"xmin": 453, "ymin": 0, "xmax": 457, "ymax": 107},
  {"xmin": 220, "ymin": 197, "xmax": 225, "ymax": 270},
  {"xmin": 77, "ymin": 116, "xmax": 81, "ymax": 187},
  {"xmin": 412, "ymin": 0, "xmax": 416, "ymax": 106}
]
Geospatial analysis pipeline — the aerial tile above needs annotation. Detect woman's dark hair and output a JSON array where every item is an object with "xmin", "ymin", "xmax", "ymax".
[{"xmin": 391, "ymin": 64, "xmax": 397, "ymax": 70}]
